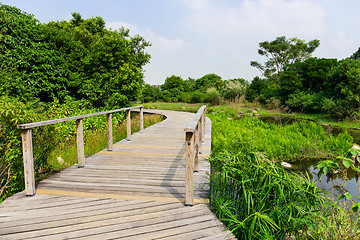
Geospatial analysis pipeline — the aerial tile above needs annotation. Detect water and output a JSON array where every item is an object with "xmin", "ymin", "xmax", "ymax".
[
  {"xmin": 258, "ymin": 115, "xmax": 360, "ymax": 200},
  {"xmin": 290, "ymin": 160, "xmax": 360, "ymax": 200}
]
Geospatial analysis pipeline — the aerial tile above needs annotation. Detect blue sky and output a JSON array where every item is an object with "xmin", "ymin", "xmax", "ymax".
[{"xmin": 2, "ymin": 0, "xmax": 360, "ymax": 85}]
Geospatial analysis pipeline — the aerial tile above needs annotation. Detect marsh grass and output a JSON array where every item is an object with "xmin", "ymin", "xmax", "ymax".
[
  {"xmin": 210, "ymin": 150, "xmax": 324, "ymax": 239},
  {"xmin": 209, "ymin": 106, "xmax": 359, "ymax": 239},
  {"xmin": 210, "ymin": 111, "xmax": 353, "ymax": 162}
]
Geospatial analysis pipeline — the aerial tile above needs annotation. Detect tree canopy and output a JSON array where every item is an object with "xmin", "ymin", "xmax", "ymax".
[
  {"xmin": 250, "ymin": 36, "xmax": 320, "ymax": 80},
  {"xmin": 0, "ymin": 4, "xmax": 151, "ymax": 108}
]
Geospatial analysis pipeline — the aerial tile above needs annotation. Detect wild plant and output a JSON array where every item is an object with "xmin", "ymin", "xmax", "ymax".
[
  {"xmin": 210, "ymin": 150, "xmax": 324, "ymax": 239},
  {"xmin": 310, "ymin": 149, "xmax": 360, "ymax": 239}
]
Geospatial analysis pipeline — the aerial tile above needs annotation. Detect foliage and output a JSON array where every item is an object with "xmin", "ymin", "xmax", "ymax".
[
  {"xmin": 209, "ymin": 110, "xmax": 353, "ymax": 162},
  {"xmin": 222, "ymin": 78, "xmax": 248, "ymax": 102},
  {"xmin": 285, "ymin": 92, "xmax": 323, "ymax": 113},
  {"xmin": 194, "ymin": 73, "xmax": 225, "ymax": 92},
  {"xmin": 0, "ymin": 96, "xmax": 41, "ymax": 201},
  {"xmin": 311, "ymin": 149, "xmax": 360, "ymax": 239},
  {"xmin": 205, "ymin": 88, "xmax": 222, "ymax": 105},
  {"xmin": 250, "ymin": 36, "xmax": 320, "ymax": 80},
  {"xmin": 209, "ymin": 106, "xmax": 359, "ymax": 239},
  {"xmin": 0, "ymin": 4, "xmax": 151, "ymax": 108},
  {"xmin": 209, "ymin": 129, "xmax": 325, "ymax": 239},
  {"xmin": 324, "ymin": 58, "xmax": 360, "ymax": 118},
  {"xmin": 351, "ymin": 47, "xmax": 360, "ymax": 60},
  {"xmin": 245, "ymin": 76, "xmax": 273, "ymax": 103}
]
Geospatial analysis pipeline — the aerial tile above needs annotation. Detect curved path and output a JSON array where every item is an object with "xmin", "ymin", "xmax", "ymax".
[{"xmin": 0, "ymin": 109, "xmax": 236, "ymax": 239}]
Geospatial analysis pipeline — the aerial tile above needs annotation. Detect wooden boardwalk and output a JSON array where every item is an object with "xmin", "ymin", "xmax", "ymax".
[{"xmin": 0, "ymin": 109, "xmax": 236, "ymax": 239}]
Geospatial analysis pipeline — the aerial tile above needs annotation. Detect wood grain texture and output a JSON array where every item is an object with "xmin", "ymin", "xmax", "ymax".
[{"xmin": 1, "ymin": 109, "xmax": 236, "ymax": 239}]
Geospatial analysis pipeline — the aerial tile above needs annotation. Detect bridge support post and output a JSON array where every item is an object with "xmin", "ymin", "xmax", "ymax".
[
  {"xmin": 107, "ymin": 113, "xmax": 113, "ymax": 151},
  {"xmin": 185, "ymin": 131, "xmax": 194, "ymax": 206},
  {"xmin": 76, "ymin": 119, "xmax": 85, "ymax": 168},
  {"xmin": 126, "ymin": 110, "xmax": 131, "ymax": 141},
  {"xmin": 140, "ymin": 107, "xmax": 144, "ymax": 132},
  {"xmin": 21, "ymin": 129, "xmax": 35, "ymax": 196}
]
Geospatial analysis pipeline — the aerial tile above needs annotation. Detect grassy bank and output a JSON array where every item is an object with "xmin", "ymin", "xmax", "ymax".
[{"xmin": 207, "ymin": 104, "xmax": 359, "ymax": 239}]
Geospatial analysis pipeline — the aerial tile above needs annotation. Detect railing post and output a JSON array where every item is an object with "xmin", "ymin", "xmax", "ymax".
[
  {"xmin": 21, "ymin": 129, "xmax": 35, "ymax": 196},
  {"xmin": 107, "ymin": 113, "xmax": 113, "ymax": 151},
  {"xmin": 185, "ymin": 131, "xmax": 194, "ymax": 206},
  {"xmin": 76, "ymin": 119, "xmax": 85, "ymax": 168},
  {"xmin": 126, "ymin": 110, "xmax": 131, "ymax": 141},
  {"xmin": 140, "ymin": 106, "xmax": 144, "ymax": 132}
]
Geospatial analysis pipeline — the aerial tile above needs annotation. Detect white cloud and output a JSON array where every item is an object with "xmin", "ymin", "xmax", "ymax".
[{"xmin": 107, "ymin": 21, "xmax": 193, "ymax": 84}]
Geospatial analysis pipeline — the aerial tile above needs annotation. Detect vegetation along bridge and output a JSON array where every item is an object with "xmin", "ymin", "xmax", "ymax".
[{"xmin": 0, "ymin": 106, "xmax": 235, "ymax": 239}]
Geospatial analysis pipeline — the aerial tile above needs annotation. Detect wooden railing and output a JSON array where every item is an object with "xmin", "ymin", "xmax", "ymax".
[
  {"xmin": 17, "ymin": 106, "xmax": 144, "ymax": 196},
  {"xmin": 184, "ymin": 105, "xmax": 207, "ymax": 206}
]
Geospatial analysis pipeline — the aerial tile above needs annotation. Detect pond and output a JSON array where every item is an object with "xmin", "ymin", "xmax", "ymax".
[
  {"xmin": 258, "ymin": 115, "xmax": 360, "ymax": 200},
  {"xmin": 290, "ymin": 159, "xmax": 360, "ymax": 200}
]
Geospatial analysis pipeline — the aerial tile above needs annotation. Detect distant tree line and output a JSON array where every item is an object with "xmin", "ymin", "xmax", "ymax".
[
  {"xmin": 141, "ymin": 74, "xmax": 248, "ymax": 105},
  {"xmin": 144, "ymin": 36, "xmax": 360, "ymax": 120}
]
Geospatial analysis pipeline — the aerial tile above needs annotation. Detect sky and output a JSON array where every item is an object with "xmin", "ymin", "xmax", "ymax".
[{"xmin": 2, "ymin": 0, "xmax": 360, "ymax": 85}]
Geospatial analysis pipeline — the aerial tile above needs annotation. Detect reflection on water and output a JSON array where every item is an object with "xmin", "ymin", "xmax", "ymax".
[{"xmin": 290, "ymin": 160, "xmax": 360, "ymax": 200}]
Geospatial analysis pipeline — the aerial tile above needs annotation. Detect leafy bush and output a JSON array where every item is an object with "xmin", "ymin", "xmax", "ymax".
[
  {"xmin": 285, "ymin": 92, "xmax": 323, "ymax": 113},
  {"xmin": 0, "ymin": 96, "xmax": 41, "ymax": 201},
  {"xmin": 205, "ymin": 88, "xmax": 221, "ymax": 105}
]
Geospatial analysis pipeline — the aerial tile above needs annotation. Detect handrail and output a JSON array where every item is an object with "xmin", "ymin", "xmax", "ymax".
[
  {"xmin": 17, "ymin": 105, "xmax": 144, "ymax": 196},
  {"xmin": 184, "ymin": 105, "xmax": 207, "ymax": 206}
]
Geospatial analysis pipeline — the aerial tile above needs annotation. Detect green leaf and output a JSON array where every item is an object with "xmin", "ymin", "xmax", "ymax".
[
  {"xmin": 343, "ymin": 159, "xmax": 353, "ymax": 168},
  {"xmin": 345, "ymin": 192, "xmax": 352, "ymax": 200},
  {"xmin": 352, "ymin": 202, "xmax": 359, "ymax": 213},
  {"xmin": 323, "ymin": 166, "xmax": 328, "ymax": 175}
]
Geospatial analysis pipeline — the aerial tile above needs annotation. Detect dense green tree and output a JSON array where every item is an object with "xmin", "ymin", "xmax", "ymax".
[
  {"xmin": 0, "ymin": 4, "xmax": 69, "ymax": 102},
  {"xmin": 250, "ymin": 36, "xmax": 320, "ymax": 82},
  {"xmin": 278, "ymin": 58, "xmax": 337, "ymax": 100},
  {"xmin": 351, "ymin": 47, "xmax": 360, "ymax": 60},
  {"xmin": 325, "ymin": 58, "xmax": 360, "ymax": 110},
  {"xmin": 195, "ymin": 73, "xmax": 225, "ymax": 92},
  {"xmin": 245, "ymin": 77, "xmax": 273, "ymax": 103},
  {"xmin": 161, "ymin": 75, "xmax": 185, "ymax": 91},
  {"xmin": 0, "ymin": 4, "xmax": 151, "ymax": 108},
  {"xmin": 141, "ymin": 84, "xmax": 162, "ymax": 103}
]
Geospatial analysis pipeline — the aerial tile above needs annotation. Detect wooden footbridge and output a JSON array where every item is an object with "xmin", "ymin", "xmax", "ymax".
[{"xmin": 0, "ymin": 107, "xmax": 235, "ymax": 239}]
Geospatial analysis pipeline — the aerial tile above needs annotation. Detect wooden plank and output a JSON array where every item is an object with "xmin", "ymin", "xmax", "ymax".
[{"xmin": 34, "ymin": 189, "xmax": 209, "ymax": 204}]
